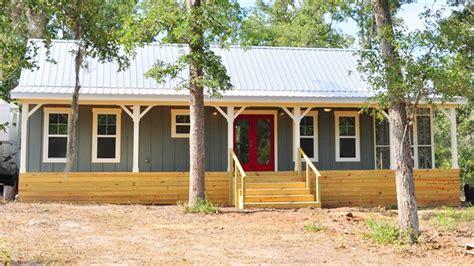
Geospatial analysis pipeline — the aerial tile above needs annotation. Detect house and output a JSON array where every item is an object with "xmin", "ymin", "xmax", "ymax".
[{"xmin": 10, "ymin": 39, "xmax": 462, "ymax": 208}]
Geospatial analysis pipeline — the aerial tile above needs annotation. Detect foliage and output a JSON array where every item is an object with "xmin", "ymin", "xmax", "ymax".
[
  {"xmin": 365, "ymin": 218, "xmax": 400, "ymax": 245},
  {"xmin": 303, "ymin": 222, "xmax": 325, "ymax": 232},
  {"xmin": 433, "ymin": 207, "xmax": 474, "ymax": 231},
  {"xmin": 358, "ymin": 6, "xmax": 472, "ymax": 113},
  {"xmin": 121, "ymin": 0, "xmax": 244, "ymax": 98},
  {"xmin": 241, "ymin": 0, "xmax": 352, "ymax": 48},
  {"xmin": 180, "ymin": 198, "xmax": 218, "ymax": 214},
  {"xmin": 0, "ymin": 239, "xmax": 11, "ymax": 265}
]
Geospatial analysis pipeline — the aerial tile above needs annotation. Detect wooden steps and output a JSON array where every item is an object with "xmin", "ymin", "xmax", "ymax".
[{"xmin": 240, "ymin": 172, "xmax": 320, "ymax": 209}]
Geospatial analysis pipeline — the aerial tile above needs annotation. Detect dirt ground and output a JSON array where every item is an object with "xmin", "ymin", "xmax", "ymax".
[{"xmin": 0, "ymin": 202, "xmax": 472, "ymax": 264}]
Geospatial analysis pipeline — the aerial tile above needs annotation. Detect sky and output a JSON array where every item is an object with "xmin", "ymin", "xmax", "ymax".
[{"xmin": 237, "ymin": 0, "xmax": 452, "ymax": 47}]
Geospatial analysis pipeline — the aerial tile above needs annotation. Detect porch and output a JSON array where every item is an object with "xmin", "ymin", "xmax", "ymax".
[{"xmin": 19, "ymin": 168, "xmax": 460, "ymax": 208}]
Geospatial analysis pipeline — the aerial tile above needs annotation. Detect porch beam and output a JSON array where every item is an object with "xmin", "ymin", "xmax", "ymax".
[
  {"xmin": 20, "ymin": 104, "xmax": 29, "ymax": 173},
  {"xmin": 27, "ymin": 103, "xmax": 43, "ymax": 118},
  {"xmin": 449, "ymin": 107, "xmax": 459, "ymax": 169},
  {"xmin": 282, "ymin": 107, "xmax": 295, "ymax": 120},
  {"xmin": 233, "ymin": 106, "xmax": 247, "ymax": 119},
  {"xmin": 119, "ymin": 105, "xmax": 133, "ymax": 119},
  {"xmin": 139, "ymin": 105, "xmax": 154, "ymax": 119}
]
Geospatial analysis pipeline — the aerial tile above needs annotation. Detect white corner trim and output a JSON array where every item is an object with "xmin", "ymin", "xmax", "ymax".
[
  {"xmin": 42, "ymin": 107, "xmax": 71, "ymax": 163},
  {"xmin": 335, "ymin": 111, "xmax": 360, "ymax": 162},
  {"xmin": 91, "ymin": 108, "xmax": 122, "ymax": 163},
  {"xmin": 171, "ymin": 109, "xmax": 190, "ymax": 138}
]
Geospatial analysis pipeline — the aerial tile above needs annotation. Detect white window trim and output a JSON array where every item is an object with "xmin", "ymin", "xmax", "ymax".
[
  {"xmin": 171, "ymin": 109, "xmax": 190, "ymax": 138},
  {"xmin": 298, "ymin": 111, "xmax": 319, "ymax": 162},
  {"xmin": 43, "ymin": 107, "xmax": 71, "ymax": 163},
  {"xmin": 413, "ymin": 108, "xmax": 434, "ymax": 169},
  {"xmin": 335, "ymin": 111, "xmax": 360, "ymax": 162},
  {"xmin": 92, "ymin": 108, "xmax": 121, "ymax": 163}
]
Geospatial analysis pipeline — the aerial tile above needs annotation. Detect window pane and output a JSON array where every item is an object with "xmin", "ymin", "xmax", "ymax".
[
  {"xmin": 97, "ymin": 137, "xmax": 116, "ymax": 159},
  {"xmin": 257, "ymin": 119, "xmax": 271, "ymax": 164},
  {"xmin": 98, "ymin": 125, "xmax": 107, "ymax": 135},
  {"xmin": 234, "ymin": 119, "xmax": 249, "ymax": 164},
  {"xmin": 58, "ymin": 114, "xmax": 68, "ymax": 124},
  {"xmin": 49, "ymin": 113, "xmax": 68, "ymax": 135},
  {"xmin": 49, "ymin": 114, "xmax": 59, "ymax": 124},
  {"xmin": 176, "ymin": 115, "xmax": 190, "ymax": 123},
  {"xmin": 418, "ymin": 147, "xmax": 432, "ymax": 169},
  {"xmin": 375, "ymin": 119, "xmax": 390, "ymax": 145},
  {"xmin": 300, "ymin": 116, "xmax": 314, "ymax": 136},
  {"xmin": 49, "ymin": 124, "xmax": 58, "ymax": 135},
  {"xmin": 107, "ymin": 114, "xmax": 116, "ymax": 125},
  {"xmin": 58, "ymin": 124, "xmax": 68, "ymax": 135},
  {"xmin": 417, "ymin": 116, "xmax": 431, "ymax": 145},
  {"xmin": 107, "ymin": 125, "xmax": 116, "ymax": 135},
  {"xmin": 48, "ymin": 137, "xmax": 67, "ymax": 158},
  {"xmin": 98, "ymin": 114, "xmax": 107, "ymax": 124},
  {"xmin": 375, "ymin": 147, "xmax": 390, "ymax": 169},
  {"xmin": 339, "ymin": 117, "xmax": 355, "ymax": 136},
  {"xmin": 176, "ymin": 125, "xmax": 190, "ymax": 134},
  {"xmin": 340, "ymin": 138, "xmax": 356, "ymax": 158},
  {"xmin": 301, "ymin": 138, "xmax": 314, "ymax": 158}
]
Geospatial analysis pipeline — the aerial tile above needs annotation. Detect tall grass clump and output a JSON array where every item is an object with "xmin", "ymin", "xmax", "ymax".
[{"xmin": 180, "ymin": 198, "xmax": 218, "ymax": 214}]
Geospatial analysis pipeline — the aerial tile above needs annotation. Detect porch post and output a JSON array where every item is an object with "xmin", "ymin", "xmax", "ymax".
[
  {"xmin": 132, "ymin": 105, "xmax": 140, "ymax": 173},
  {"xmin": 227, "ymin": 106, "xmax": 234, "ymax": 171},
  {"xmin": 449, "ymin": 107, "xmax": 459, "ymax": 169},
  {"xmin": 293, "ymin": 107, "xmax": 301, "ymax": 171},
  {"xmin": 19, "ymin": 103, "xmax": 29, "ymax": 173}
]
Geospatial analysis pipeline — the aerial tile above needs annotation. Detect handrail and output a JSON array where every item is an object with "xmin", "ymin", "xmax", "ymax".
[
  {"xmin": 229, "ymin": 148, "xmax": 247, "ymax": 209},
  {"xmin": 297, "ymin": 147, "xmax": 321, "ymax": 203}
]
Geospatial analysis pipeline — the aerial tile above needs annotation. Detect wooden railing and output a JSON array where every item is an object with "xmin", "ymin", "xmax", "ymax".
[
  {"xmin": 229, "ymin": 148, "xmax": 247, "ymax": 209},
  {"xmin": 296, "ymin": 147, "xmax": 321, "ymax": 203}
]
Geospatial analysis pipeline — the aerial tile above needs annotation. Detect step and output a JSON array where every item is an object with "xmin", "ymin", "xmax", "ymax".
[
  {"xmin": 245, "ymin": 194, "xmax": 315, "ymax": 203},
  {"xmin": 245, "ymin": 182, "xmax": 307, "ymax": 189},
  {"xmin": 245, "ymin": 188, "xmax": 310, "ymax": 195},
  {"xmin": 244, "ymin": 201, "xmax": 321, "ymax": 209},
  {"xmin": 245, "ymin": 176, "xmax": 304, "ymax": 183}
]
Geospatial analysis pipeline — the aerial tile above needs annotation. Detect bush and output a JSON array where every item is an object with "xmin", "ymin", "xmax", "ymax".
[
  {"xmin": 180, "ymin": 198, "xmax": 218, "ymax": 214},
  {"xmin": 303, "ymin": 222, "xmax": 325, "ymax": 233},
  {"xmin": 365, "ymin": 218, "xmax": 399, "ymax": 245}
]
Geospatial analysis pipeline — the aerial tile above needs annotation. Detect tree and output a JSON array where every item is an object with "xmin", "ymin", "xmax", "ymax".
[
  {"xmin": 361, "ymin": 0, "xmax": 472, "ymax": 242},
  {"xmin": 38, "ymin": 0, "xmax": 135, "ymax": 172},
  {"xmin": 121, "ymin": 0, "xmax": 243, "ymax": 205},
  {"xmin": 241, "ymin": 0, "xmax": 352, "ymax": 47}
]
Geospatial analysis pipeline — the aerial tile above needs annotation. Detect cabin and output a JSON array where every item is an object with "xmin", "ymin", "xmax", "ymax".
[{"xmin": 10, "ymin": 39, "xmax": 462, "ymax": 208}]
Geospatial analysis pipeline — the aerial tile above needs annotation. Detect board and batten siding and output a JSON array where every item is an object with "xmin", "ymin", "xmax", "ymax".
[{"xmin": 27, "ymin": 106, "xmax": 375, "ymax": 172}]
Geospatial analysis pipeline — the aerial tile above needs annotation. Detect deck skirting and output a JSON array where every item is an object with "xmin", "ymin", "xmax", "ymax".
[{"xmin": 19, "ymin": 169, "xmax": 460, "ymax": 207}]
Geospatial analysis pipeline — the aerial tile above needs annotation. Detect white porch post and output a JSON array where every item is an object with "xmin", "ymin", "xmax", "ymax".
[
  {"xmin": 132, "ymin": 105, "xmax": 140, "ymax": 173},
  {"xmin": 449, "ymin": 107, "xmax": 459, "ymax": 169},
  {"xmin": 19, "ymin": 104, "xmax": 29, "ymax": 173},
  {"xmin": 227, "ymin": 106, "xmax": 234, "ymax": 171},
  {"xmin": 293, "ymin": 107, "xmax": 301, "ymax": 171}
]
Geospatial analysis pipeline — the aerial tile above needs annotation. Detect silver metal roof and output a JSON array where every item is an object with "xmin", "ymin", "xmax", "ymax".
[{"xmin": 11, "ymin": 39, "xmax": 373, "ymax": 102}]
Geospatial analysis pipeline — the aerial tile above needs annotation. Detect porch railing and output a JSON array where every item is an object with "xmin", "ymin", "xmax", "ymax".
[
  {"xmin": 229, "ymin": 148, "xmax": 247, "ymax": 209},
  {"xmin": 296, "ymin": 146, "xmax": 321, "ymax": 203}
]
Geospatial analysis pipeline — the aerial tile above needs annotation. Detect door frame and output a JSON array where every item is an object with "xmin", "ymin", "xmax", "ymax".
[{"xmin": 236, "ymin": 110, "xmax": 278, "ymax": 171}]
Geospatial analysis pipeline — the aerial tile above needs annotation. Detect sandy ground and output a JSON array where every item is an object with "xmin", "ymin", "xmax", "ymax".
[{"xmin": 0, "ymin": 202, "xmax": 472, "ymax": 264}]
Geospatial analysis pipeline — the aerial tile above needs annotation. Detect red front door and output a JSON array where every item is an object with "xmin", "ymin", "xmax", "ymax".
[{"xmin": 234, "ymin": 114, "xmax": 275, "ymax": 171}]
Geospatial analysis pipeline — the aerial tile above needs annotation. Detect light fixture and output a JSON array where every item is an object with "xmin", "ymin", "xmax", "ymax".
[
  {"xmin": 212, "ymin": 110, "xmax": 218, "ymax": 116},
  {"xmin": 279, "ymin": 112, "xmax": 285, "ymax": 116},
  {"xmin": 324, "ymin": 108, "xmax": 332, "ymax": 112}
]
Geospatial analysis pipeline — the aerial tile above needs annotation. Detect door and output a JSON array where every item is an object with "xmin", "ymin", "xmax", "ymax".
[{"xmin": 234, "ymin": 114, "xmax": 274, "ymax": 171}]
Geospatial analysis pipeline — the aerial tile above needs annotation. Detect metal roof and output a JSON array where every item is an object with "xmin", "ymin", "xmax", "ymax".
[{"xmin": 11, "ymin": 39, "xmax": 373, "ymax": 102}]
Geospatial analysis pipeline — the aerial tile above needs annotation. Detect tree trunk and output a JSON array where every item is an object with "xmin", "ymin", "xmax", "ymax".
[
  {"xmin": 187, "ymin": 0, "xmax": 206, "ymax": 205},
  {"xmin": 372, "ymin": 0, "xmax": 420, "ymax": 241},
  {"xmin": 64, "ymin": 48, "xmax": 83, "ymax": 173}
]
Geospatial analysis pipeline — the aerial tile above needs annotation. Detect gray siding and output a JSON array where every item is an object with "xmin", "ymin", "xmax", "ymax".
[{"xmin": 27, "ymin": 105, "xmax": 374, "ymax": 172}]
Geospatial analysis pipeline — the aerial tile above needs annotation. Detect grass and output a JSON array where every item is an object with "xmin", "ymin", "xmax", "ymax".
[
  {"xmin": 0, "ymin": 240, "xmax": 11, "ymax": 265},
  {"xmin": 303, "ymin": 222, "xmax": 325, "ymax": 233},
  {"xmin": 365, "ymin": 218, "xmax": 400, "ymax": 245},
  {"xmin": 180, "ymin": 198, "xmax": 218, "ymax": 214},
  {"xmin": 434, "ymin": 207, "xmax": 474, "ymax": 231}
]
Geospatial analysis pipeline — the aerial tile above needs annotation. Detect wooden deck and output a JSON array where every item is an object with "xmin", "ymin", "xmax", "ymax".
[{"xmin": 18, "ymin": 169, "xmax": 460, "ymax": 208}]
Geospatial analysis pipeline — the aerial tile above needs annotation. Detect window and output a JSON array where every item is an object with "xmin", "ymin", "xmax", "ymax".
[
  {"xmin": 43, "ymin": 108, "xmax": 70, "ymax": 163},
  {"xmin": 171, "ymin": 109, "xmax": 190, "ymax": 138},
  {"xmin": 335, "ymin": 111, "xmax": 360, "ymax": 162},
  {"xmin": 92, "ymin": 108, "xmax": 121, "ymax": 163},
  {"xmin": 299, "ymin": 111, "xmax": 318, "ymax": 161},
  {"xmin": 415, "ymin": 108, "xmax": 433, "ymax": 169},
  {"xmin": 374, "ymin": 118, "xmax": 390, "ymax": 169}
]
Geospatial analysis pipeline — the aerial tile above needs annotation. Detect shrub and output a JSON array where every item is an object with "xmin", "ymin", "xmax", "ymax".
[
  {"xmin": 180, "ymin": 199, "xmax": 218, "ymax": 214},
  {"xmin": 365, "ymin": 218, "xmax": 399, "ymax": 245},
  {"xmin": 304, "ymin": 222, "xmax": 325, "ymax": 232}
]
